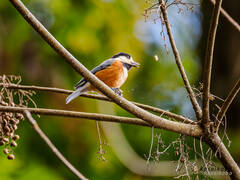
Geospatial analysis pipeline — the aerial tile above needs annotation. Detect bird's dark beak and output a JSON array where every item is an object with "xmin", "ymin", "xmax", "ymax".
[{"xmin": 131, "ymin": 61, "xmax": 140, "ymax": 68}]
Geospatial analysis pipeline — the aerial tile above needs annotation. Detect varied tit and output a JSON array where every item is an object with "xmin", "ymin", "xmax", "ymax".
[{"xmin": 66, "ymin": 52, "xmax": 139, "ymax": 104}]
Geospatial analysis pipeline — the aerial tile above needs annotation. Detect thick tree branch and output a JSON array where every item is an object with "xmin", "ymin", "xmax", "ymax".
[
  {"xmin": 0, "ymin": 83, "xmax": 195, "ymax": 124},
  {"xmin": 8, "ymin": 0, "xmax": 198, "ymax": 138},
  {"xmin": 158, "ymin": 0, "xmax": 202, "ymax": 120},
  {"xmin": 24, "ymin": 110, "xmax": 88, "ymax": 180},
  {"xmin": 0, "ymin": 105, "xmax": 203, "ymax": 137},
  {"xmin": 202, "ymin": 0, "xmax": 222, "ymax": 126},
  {"xmin": 209, "ymin": 0, "xmax": 240, "ymax": 33},
  {"xmin": 205, "ymin": 134, "xmax": 240, "ymax": 179},
  {"xmin": 216, "ymin": 78, "xmax": 240, "ymax": 130}
]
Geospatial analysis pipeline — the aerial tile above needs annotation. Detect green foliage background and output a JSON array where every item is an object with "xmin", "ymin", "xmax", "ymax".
[{"xmin": 1, "ymin": 0, "xmax": 237, "ymax": 179}]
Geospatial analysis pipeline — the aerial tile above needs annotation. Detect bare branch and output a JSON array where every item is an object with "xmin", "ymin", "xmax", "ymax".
[
  {"xmin": 0, "ymin": 105, "xmax": 203, "ymax": 137},
  {"xmin": 1, "ymin": 83, "xmax": 195, "ymax": 124},
  {"xmin": 216, "ymin": 78, "xmax": 240, "ymax": 130},
  {"xmin": 0, "ymin": 83, "xmax": 72, "ymax": 94},
  {"xmin": 209, "ymin": 0, "xmax": 240, "ymax": 33},
  {"xmin": 8, "ymin": 0, "xmax": 197, "ymax": 137},
  {"xmin": 24, "ymin": 110, "xmax": 88, "ymax": 180},
  {"xmin": 158, "ymin": 0, "xmax": 202, "ymax": 120},
  {"xmin": 205, "ymin": 134, "xmax": 240, "ymax": 179},
  {"xmin": 202, "ymin": 0, "xmax": 223, "ymax": 126},
  {"xmin": 0, "ymin": 105, "xmax": 150, "ymax": 127}
]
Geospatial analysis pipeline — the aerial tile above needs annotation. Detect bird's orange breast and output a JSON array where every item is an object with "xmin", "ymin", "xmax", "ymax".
[{"xmin": 90, "ymin": 60, "xmax": 127, "ymax": 90}]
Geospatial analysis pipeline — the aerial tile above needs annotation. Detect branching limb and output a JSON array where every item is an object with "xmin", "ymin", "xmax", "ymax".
[
  {"xmin": 0, "ymin": 83, "xmax": 195, "ymax": 124},
  {"xmin": 209, "ymin": 0, "xmax": 240, "ymax": 32},
  {"xmin": 202, "ymin": 0, "xmax": 223, "ymax": 127},
  {"xmin": 24, "ymin": 110, "xmax": 88, "ymax": 180},
  {"xmin": 216, "ymin": 78, "xmax": 240, "ymax": 131},
  {"xmin": 158, "ymin": 0, "xmax": 202, "ymax": 120},
  {"xmin": 0, "ymin": 105, "xmax": 203, "ymax": 137}
]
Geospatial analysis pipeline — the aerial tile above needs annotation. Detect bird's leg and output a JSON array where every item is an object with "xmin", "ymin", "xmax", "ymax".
[{"xmin": 111, "ymin": 88, "xmax": 123, "ymax": 96}]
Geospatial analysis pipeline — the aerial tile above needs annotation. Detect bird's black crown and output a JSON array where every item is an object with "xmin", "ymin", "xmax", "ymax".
[{"xmin": 112, "ymin": 52, "xmax": 131, "ymax": 59}]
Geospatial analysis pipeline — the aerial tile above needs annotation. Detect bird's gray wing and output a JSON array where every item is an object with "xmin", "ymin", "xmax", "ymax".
[{"xmin": 74, "ymin": 59, "xmax": 115, "ymax": 90}]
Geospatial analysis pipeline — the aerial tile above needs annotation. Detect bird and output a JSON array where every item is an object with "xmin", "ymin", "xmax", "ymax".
[{"xmin": 66, "ymin": 52, "xmax": 139, "ymax": 104}]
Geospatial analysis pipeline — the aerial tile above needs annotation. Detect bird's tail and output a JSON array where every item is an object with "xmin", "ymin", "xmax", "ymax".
[{"xmin": 66, "ymin": 88, "xmax": 83, "ymax": 104}]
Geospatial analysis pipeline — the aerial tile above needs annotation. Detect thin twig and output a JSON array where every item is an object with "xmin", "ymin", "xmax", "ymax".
[
  {"xmin": 223, "ymin": 116, "xmax": 231, "ymax": 148},
  {"xmin": 183, "ymin": 156, "xmax": 190, "ymax": 180},
  {"xmin": 216, "ymin": 78, "xmax": 240, "ymax": 131},
  {"xmin": 176, "ymin": 136, "xmax": 184, "ymax": 173},
  {"xmin": 0, "ymin": 83, "xmax": 196, "ymax": 124},
  {"xmin": 202, "ymin": 0, "xmax": 223, "ymax": 126},
  {"xmin": 156, "ymin": 140, "xmax": 174, "ymax": 158},
  {"xmin": 193, "ymin": 139, "xmax": 197, "ymax": 162},
  {"xmin": 209, "ymin": 0, "xmax": 240, "ymax": 33},
  {"xmin": 200, "ymin": 137, "xmax": 209, "ymax": 174},
  {"xmin": 96, "ymin": 121, "xmax": 106, "ymax": 161},
  {"xmin": 158, "ymin": 0, "xmax": 202, "ymax": 120},
  {"xmin": 24, "ymin": 110, "xmax": 88, "ymax": 180},
  {"xmin": 146, "ymin": 126, "xmax": 154, "ymax": 172},
  {"xmin": 0, "ymin": 105, "xmax": 203, "ymax": 137}
]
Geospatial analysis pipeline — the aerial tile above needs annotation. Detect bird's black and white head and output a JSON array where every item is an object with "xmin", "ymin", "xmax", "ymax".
[{"xmin": 112, "ymin": 52, "xmax": 139, "ymax": 70}]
